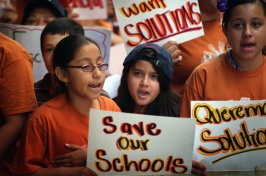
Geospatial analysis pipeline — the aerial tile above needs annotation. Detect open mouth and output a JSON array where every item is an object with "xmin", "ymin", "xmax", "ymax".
[
  {"xmin": 240, "ymin": 42, "xmax": 256, "ymax": 52},
  {"xmin": 89, "ymin": 83, "xmax": 101, "ymax": 88},
  {"xmin": 241, "ymin": 43, "xmax": 255, "ymax": 48},
  {"xmin": 138, "ymin": 90, "xmax": 149, "ymax": 98}
]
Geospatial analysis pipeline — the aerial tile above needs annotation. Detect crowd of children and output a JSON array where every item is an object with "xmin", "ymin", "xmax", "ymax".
[{"xmin": 0, "ymin": 0, "xmax": 266, "ymax": 175}]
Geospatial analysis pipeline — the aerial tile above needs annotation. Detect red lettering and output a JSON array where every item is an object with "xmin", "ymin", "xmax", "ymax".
[
  {"xmin": 124, "ymin": 24, "xmax": 143, "ymax": 46},
  {"xmin": 120, "ymin": 121, "xmax": 161, "ymax": 136},
  {"xmin": 102, "ymin": 116, "xmax": 117, "ymax": 134},
  {"xmin": 119, "ymin": 0, "xmax": 167, "ymax": 18},
  {"xmin": 70, "ymin": 0, "xmax": 103, "ymax": 9},
  {"xmin": 124, "ymin": 1, "xmax": 202, "ymax": 46}
]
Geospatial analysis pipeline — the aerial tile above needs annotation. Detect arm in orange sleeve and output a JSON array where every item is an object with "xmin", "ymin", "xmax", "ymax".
[{"xmin": 180, "ymin": 69, "xmax": 205, "ymax": 118}]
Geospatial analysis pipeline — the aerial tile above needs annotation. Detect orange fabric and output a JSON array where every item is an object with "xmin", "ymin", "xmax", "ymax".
[
  {"xmin": 172, "ymin": 16, "xmax": 227, "ymax": 94},
  {"xmin": 180, "ymin": 54, "xmax": 266, "ymax": 117},
  {"xmin": 11, "ymin": 93, "xmax": 121, "ymax": 175},
  {"xmin": 98, "ymin": 20, "xmax": 112, "ymax": 30},
  {"xmin": 0, "ymin": 33, "xmax": 37, "ymax": 176}
]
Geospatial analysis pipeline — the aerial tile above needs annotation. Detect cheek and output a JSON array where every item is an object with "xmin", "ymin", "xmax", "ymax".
[
  {"xmin": 227, "ymin": 33, "xmax": 238, "ymax": 46},
  {"xmin": 151, "ymin": 82, "xmax": 160, "ymax": 97},
  {"xmin": 126, "ymin": 76, "xmax": 139, "ymax": 93},
  {"xmin": 43, "ymin": 53, "xmax": 52, "ymax": 65}
]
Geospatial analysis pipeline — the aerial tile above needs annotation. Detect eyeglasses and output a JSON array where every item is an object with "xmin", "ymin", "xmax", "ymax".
[{"xmin": 66, "ymin": 63, "xmax": 108, "ymax": 72}]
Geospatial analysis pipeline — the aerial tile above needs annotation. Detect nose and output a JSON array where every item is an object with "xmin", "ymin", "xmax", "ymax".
[
  {"xmin": 92, "ymin": 66, "xmax": 102, "ymax": 79},
  {"xmin": 140, "ymin": 76, "xmax": 149, "ymax": 86},
  {"xmin": 243, "ymin": 25, "xmax": 252, "ymax": 37}
]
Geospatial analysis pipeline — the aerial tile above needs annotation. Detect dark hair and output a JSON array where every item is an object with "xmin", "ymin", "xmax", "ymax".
[
  {"xmin": 40, "ymin": 18, "xmax": 84, "ymax": 54},
  {"xmin": 113, "ymin": 48, "xmax": 181, "ymax": 117},
  {"xmin": 52, "ymin": 35, "xmax": 101, "ymax": 95},
  {"xmin": 222, "ymin": 0, "xmax": 266, "ymax": 29}
]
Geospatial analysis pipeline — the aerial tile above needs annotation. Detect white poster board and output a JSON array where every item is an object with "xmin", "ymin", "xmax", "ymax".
[
  {"xmin": 192, "ymin": 100, "xmax": 266, "ymax": 171},
  {"xmin": 59, "ymin": 0, "xmax": 107, "ymax": 20},
  {"xmin": 113, "ymin": 0, "xmax": 204, "ymax": 53},
  {"xmin": 87, "ymin": 109, "xmax": 196, "ymax": 175},
  {"xmin": 0, "ymin": 23, "xmax": 111, "ymax": 82}
]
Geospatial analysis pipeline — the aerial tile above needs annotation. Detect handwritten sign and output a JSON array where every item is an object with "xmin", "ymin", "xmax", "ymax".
[
  {"xmin": 0, "ymin": 23, "xmax": 111, "ymax": 82},
  {"xmin": 59, "ymin": 0, "xmax": 107, "ymax": 20},
  {"xmin": 113, "ymin": 0, "xmax": 204, "ymax": 53},
  {"xmin": 87, "ymin": 109, "xmax": 196, "ymax": 175},
  {"xmin": 192, "ymin": 100, "xmax": 266, "ymax": 171}
]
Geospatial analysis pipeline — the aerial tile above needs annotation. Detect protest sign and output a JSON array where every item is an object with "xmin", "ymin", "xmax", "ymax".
[
  {"xmin": 192, "ymin": 100, "xmax": 266, "ymax": 171},
  {"xmin": 87, "ymin": 109, "xmax": 196, "ymax": 175},
  {"xmin": 0, "ymin": 23, "xmax": 111, "ymax": 82},
  {"xmin": 59, "ymin": 0, "xmax": 107, "ymax": 20},
  {"xmin": 113, "ymin": 0, "xmax": 204, "ymax": 53}
]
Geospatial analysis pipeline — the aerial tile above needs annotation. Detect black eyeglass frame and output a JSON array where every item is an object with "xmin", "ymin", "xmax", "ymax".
[{"xmin": 66, "ymin": 63, "xmax": 108, "ymax": 72}]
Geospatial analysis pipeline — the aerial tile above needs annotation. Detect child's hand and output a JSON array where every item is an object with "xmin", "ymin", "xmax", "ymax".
[
  {"xmin": 53, "ymin": 143, "xmax": 87, "ymax": 167},
  {"xmin": 65, "ymin": 2, "xmax": 79, "ymax": 19},
  {"xmin": 81, "ymin": 167, "xmax": 98, "ymax": 176},
  {"xmin": 162, "ymin": 40, "xmax": 183, "ymax": 64},
  {"xmin": 192, "ymin": 160, "xmax": 207, "ymax": 176}
]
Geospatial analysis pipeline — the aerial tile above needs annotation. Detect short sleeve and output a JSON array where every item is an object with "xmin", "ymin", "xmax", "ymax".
[{"xmin": 0, "ymin": 41, "xmax": 37, "ymax": 116}]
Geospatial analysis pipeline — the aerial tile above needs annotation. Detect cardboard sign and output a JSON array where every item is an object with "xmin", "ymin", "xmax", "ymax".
[
  {"xmin": 87, "ymin": 109, "xmax": 196, "ymax": 175},
  {"xmin": 59, "ymin": 0, "xmax": 107, "ymax": 20},
  {"xmin": 191, "ymin": 100, "xmax": 266, "ymax": 171},
  {"xmin": 0, "ymin": 23, "xmax": 111, "ymax": 82},
  {"xmin": 113, "ymin": 0, "xmax": 204, "ymax": 53}
]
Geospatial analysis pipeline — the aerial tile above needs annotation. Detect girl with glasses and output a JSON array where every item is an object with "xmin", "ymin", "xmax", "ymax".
[{"xmin": 11, "ymin": 34, "xmax": 121, "ymax": 176}]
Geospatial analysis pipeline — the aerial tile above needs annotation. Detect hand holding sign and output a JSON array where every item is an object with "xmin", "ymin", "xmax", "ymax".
[{"xmin": 162, "ymin": 40, "xmax": 183, "ymax": 64}]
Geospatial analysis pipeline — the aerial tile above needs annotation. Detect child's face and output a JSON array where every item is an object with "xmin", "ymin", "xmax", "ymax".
[
  {"xmin": 224, "ymin": 3, "xmax": 266, "ymax": 63},
  {"xmin": 65, "ymin": 43, "xmax": 105, "ymax": 101},
  {"xmin": 42, "ymin": 34, "xmax": 68, "ymax": 77},
  {"xmin": 126, "ymin": 60, "xmax": 160, "ymax": 113},
  {"xmin": 25, "ymin": 7, "xmax": 57, "ymax": 26}
]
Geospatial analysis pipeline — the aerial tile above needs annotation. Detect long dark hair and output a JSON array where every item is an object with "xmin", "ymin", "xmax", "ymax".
[{"xmin": 113, "ymin": 48, "xmax": 181, "ymax": 117}]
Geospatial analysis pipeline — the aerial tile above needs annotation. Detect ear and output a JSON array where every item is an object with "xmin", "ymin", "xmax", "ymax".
[{"xmin": 55, "ymin": 66, "xmax": 68, "ymax": 84}]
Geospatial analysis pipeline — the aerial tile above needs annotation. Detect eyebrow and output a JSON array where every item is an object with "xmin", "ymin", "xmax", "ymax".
[
  {"xmin": 77, "ymin": 56, "xmax": 103, "ymax": 63},
  {"xmin": 132, "ymin": 67, "xmax": 158, "ymax": 74},
  {"xmin": 231, "ymin": 17, "xmax": 265, "ymax": 21},
  {"xmin": 43, "ymin": 43, "xmax": 54, "ymax": 47}
]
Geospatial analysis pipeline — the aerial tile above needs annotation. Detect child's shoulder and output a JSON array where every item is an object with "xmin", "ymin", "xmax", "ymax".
[
  {"xmin": 30, "ymin": 93, "xmax": 67, "ymax": 118},
  {"xmin": 195, "ymin": 53, "xmax": 227, "ymax": 73},
  {"xmin": 98, "ymin": 96, "xmax": 121, "ymax": 112}
]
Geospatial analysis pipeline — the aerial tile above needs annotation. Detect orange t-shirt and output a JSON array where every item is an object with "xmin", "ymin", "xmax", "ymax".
[
  {"xmin": 172, "ymin": 16, "xmax": 227, "ymax": 94},
  {"xmin": 11, "ymin": 93, "xmax": 121, "ymax": 175},
  {"xmin": 0, "ymin": 33, "xmax": 37, "ymax": 176},
  {"xmin": 180, "ymin": 53, "xmax": 266, "ymax": 117}
]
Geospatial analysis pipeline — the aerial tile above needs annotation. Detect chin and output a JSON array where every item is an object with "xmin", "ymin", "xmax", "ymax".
[{"xmin": 89, "ymin": 92, "xmax": 101, "ymax": 99}]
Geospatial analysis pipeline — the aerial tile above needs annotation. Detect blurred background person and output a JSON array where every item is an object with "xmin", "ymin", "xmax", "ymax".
[
  {"xmin": 0, "ymin": 33, "xmax": 37, "ymax": 176},
  {"xmin": 163, "ymin": 0, "xmax": 227, "ymax": 95},
  {"xmin": 20, "ymin": 0, "xmax": 67, "ymax": 26},
  {"xmin": 0, "ymin": 0, "xmax": 17, "ymax": 23}
]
